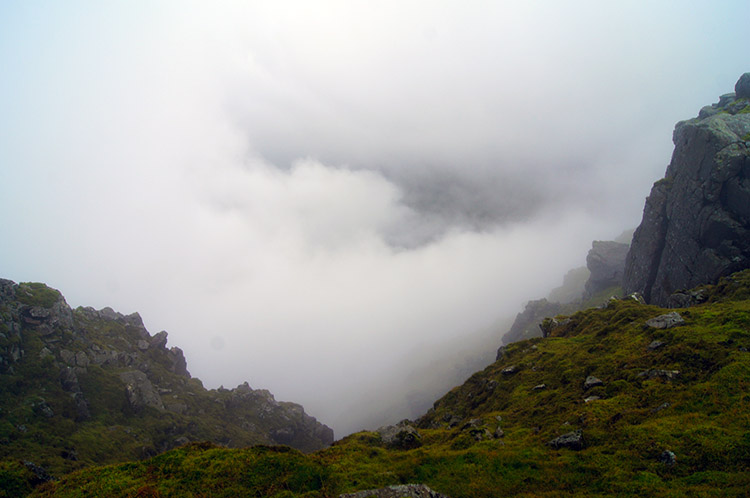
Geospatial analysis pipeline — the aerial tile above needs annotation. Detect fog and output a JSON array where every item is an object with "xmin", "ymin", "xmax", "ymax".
[{"xmin": 1, "ymin": 1, "xmax": 748, "ymax": 436}]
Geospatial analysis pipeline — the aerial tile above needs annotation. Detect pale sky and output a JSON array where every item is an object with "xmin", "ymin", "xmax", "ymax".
[{"xmin": 1, "ymin": 1, "xmax": 748, "ymax": 436}]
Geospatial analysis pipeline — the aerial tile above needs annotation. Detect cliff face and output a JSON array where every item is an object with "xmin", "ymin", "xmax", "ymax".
[
  {"xmin": 624, "ymin": 74, "xmax": 750, "ymax": 306},
  {"xmin": 0, "ymin": 279, "xmax": 332, "ymax": 475}
]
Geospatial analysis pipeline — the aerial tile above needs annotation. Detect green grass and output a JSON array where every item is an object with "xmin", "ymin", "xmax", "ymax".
[
  {"xmin": 14, "ymin": 284, "xmax": 61, "ymax": 309},
  {"xmin": 20, "ymin": 270, "xmax": 750, "ymax": 497}
]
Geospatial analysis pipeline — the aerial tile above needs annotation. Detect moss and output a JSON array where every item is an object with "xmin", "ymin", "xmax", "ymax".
[{"xmin": 14, "ymin": 284, "xmax": 61, "ymax": 309}]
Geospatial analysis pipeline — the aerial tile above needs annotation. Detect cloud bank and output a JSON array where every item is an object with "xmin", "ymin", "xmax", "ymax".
[{"xmin": 1, "ymin": 1, "xmax": 748, "ymax": 435}]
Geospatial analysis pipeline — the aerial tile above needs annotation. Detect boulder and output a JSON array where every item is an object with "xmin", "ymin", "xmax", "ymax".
[
  {"xmin": 645, "ymin": 312, "xmax": 685, "ymax": 329},
  {"xmin": 377, "ymin": 422, "xmax": 422, "ymax": 450},
  {"xmin": 547, "ymin": 430, "xmax": 584, "ymax": 450},
  {"xmin": 647, "ymin": 340, "xmax": 666, "ymax": 351},
  {"xmin": 501, "ymin": 365, "xmax": 518, "ymax": 375},
  {"xmin": 624, "ymin": 74, "xmax": 750, "ymax": 306}
]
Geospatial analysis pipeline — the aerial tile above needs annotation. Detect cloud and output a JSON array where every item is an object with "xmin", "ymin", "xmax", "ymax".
[{"xmin": 1, "ymin": 0, "xmax": 749, "ymax": 436}]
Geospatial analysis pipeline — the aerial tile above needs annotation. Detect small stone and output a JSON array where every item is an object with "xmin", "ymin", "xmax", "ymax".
[
  {"xmin": 638, "ymin": 369, "xmax": 680, "ymax": 381},
  {"xmin": 532, "ymin": 384, "xmax": 546, "ymax": 391},
  {"xmin": 494, "ymin": 427, "xmax": 505, "ymax": 438},
  {"xmin": 547, "ymin": 430, "xmax": 583, "ymax": 450},
  {"xmin": 647, "ymin": 340, "xmax": 666, "ymax": 351},
  {"xmin": 501, "ymin": 365, "xmax": 518, "ymax": 375},
  {"xmin": 584, "ymin": 396, "xmax": 600, "ymax": 403},
  {"xmin": 659, "ymin": 450, "xmax": 677, "ymax": 466},
  {"xmin": 651, "ymin": 402, "xmax": 670, "ymax": 413},
  {"xmin": 583, "ymin": 376, "xmax": 604, "ymax": 390},
  {"xmin": 137, "ymin": 340, "xmax": 149, "ymax": 350}
]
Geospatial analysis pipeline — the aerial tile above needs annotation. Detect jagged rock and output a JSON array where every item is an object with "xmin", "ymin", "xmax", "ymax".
[
  {"xmin": 339, "ymin": 484, "xmax": 450, "ymax": 498},
  {"xmin": 119, "ymin": 370, "xmax": 164, "ymax": 411},
  {"xmin": 736, "ymin": 72, "xmax": 750, "ymax": 99},
  {"xmin": 584, "ymin": 241, "xmax": 629, "ymax": 298},
  {"xmin": 659, "ymin": 450, "xmax": 677, "ymax": 466},
  {"xmin": 583, "ymin": 376, "xmax": 604, "ymax": 390},
  {"xmin": 638, "ymin": 369, "xmax": 680, "ymax": 381},
  {"xmin": 647, "ymin": 340, "xmax": 666, "ymax": 351},
  {"xmin": 624, "ymin": 74, "xmax": 750, "ymax": 306},
  {"xmin": 645, "ymin": 312, "xmax": 685, "ymax": 329},
  {"xmin": 38, "ymin": 347, "xmax": 53, "ymax": 359},
  {"xmin": 150, "ymin": 330, "xmax": 168, "ymax": 349},
  {"xmin": 168, "ymin": 346, "xmax": 190, "ymax": 377},
  {"xmin": 547, "ymin": 430, "xmax": 584, "ymax": 450},
  {"xmin": 377, "ymin": 422, "xmax": 422, "ymax": 449},
  {"xmin": 137, "ymin": 340, "xmax": 149, "ymax": 350}
]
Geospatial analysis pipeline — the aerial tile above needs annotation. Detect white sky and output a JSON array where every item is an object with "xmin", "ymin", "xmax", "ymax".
[{"xmin": 1, "ymin": 0, "xmax": 748, "ymax": 436}]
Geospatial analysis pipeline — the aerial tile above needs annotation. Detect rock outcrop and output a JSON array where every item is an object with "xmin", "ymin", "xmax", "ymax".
[
  {"xmin": 583, "ymin": 241, "xmax": 629, "ymax": 299},
  {"xmin": 624, "ymin": 74, "xmax": 750, "ymax": 306},
  {"xmin": 0, "ymin": 278, "xmax": 333, "ymax": 475}
]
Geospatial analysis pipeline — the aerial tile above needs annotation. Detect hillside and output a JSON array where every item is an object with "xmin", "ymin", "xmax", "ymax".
[
  {"xmin": 0, "ymin": 279, "xmax": 332, "ymax": 481},
  {"xmin": 12, "ymin": 270, "xmax": 749, "ymax": 497}
]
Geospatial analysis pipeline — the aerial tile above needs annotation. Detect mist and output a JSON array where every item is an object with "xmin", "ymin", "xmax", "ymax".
[{"xmin": 1, "ymin": 1, "xmax": 748, "ymax": 436}]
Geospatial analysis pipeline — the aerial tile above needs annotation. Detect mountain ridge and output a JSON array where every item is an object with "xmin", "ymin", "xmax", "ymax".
[{"xmin": 0, "ymin": 278, "xmax": 333, "ymax": 479}]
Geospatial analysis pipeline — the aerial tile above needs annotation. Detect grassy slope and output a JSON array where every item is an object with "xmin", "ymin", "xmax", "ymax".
[{"xmin": 11, "ymin": 271, "xmax": 750, "ymax": 497}]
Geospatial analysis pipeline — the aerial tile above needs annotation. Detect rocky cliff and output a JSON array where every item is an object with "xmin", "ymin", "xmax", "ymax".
[
  {"xmin": 0, "ymin": 279, "xmax": 332, "ymax": 475},
  {"xmin": 624, "ymin": 73, "xmax": 750, "ymax": 306},
  {"xmin": 500, "ymin": 237, "xmax": 628, "ymax": 347}
]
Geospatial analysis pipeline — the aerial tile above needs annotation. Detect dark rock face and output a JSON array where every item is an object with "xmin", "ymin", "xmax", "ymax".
[
  {"xmin": 624, "ymin": 75, "xmax": 750, "ymax": 306},
  {"xmin": 584, "ymin": 241, "xmax": 629, "ymax": 298},
  {"xmin": 736, "ymin": 72, "xmax": 750, "ymax": 99}
]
